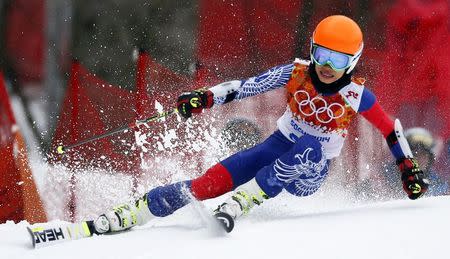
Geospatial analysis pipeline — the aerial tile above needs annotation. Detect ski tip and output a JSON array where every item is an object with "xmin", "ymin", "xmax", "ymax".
[
  {"xmin": 27, "ymin": 226, "xmax": 36, "ymax": 249},
  {"xmin": 214, "ymin": 212, "xmax": 234, "ymax": 233}
]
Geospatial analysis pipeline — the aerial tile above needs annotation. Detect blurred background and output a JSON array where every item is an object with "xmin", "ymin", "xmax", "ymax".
[{"xmin": 0, "ymin": 0, "xmax": 449, "ymax": 222}]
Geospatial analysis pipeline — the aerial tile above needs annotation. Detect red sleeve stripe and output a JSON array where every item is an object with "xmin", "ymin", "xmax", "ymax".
[{"xmin": 360, "ymin": 101, "xmax": 394, "ymax": 138}]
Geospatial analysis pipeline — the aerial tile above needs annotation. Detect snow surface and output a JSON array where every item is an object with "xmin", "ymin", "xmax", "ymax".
[{"xmin": 1, "ymin": 194, "xmax": 449, "ymax": 259}]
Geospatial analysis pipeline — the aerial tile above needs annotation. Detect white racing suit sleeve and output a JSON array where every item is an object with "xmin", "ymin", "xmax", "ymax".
[{"xmin": 209, "ymin": 63, "xmax": 294, "ymax": 105}]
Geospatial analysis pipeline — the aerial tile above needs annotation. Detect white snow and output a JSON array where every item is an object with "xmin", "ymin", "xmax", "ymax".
[{"xmin": 1, "ymin": 194, "xmax": 449, "ymax": 259}]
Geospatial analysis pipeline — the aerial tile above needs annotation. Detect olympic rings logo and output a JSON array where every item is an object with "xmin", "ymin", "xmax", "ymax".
[{"xmin": 293, "ymin": 90, "xmax": 345, "ymax": 124}]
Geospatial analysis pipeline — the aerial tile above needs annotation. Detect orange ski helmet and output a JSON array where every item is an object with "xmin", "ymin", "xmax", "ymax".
[{"xmin": 311, "ymin": 15, "xmax": 364, "ymax": 73}]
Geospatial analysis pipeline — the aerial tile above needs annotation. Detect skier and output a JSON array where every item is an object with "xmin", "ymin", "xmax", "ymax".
[{"xmin": 92, "ymin": 15, "xmax": 430, "ymax": 234}]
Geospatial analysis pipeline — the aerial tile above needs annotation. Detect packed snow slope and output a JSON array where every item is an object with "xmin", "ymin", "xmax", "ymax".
[{"xmin": 1, "ymin": 194, "xmax": 449, "ymax": 259}]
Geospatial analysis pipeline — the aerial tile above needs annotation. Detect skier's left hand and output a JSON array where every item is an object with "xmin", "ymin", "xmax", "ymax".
[{"xmin": 398, "ymin": 158, "xmax": 429, "ymax": 200}]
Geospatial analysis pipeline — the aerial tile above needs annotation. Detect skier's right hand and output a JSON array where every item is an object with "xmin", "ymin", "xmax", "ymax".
[
  {"xmin": 176, "ymin": 89, "xmax": 214, "ymax": 119},
  {"xmin": 398, "ymin": 158, "xmax": 429, "ymax": 200}
]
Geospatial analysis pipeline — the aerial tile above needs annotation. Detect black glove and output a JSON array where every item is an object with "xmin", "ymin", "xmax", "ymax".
[
  {"xmin": 176, "ymin": 89, "xmax": 214, "ymax": 119},
  {"xmin": 398, "ymin": 158, "xmax": 429, "ymax": 200}
]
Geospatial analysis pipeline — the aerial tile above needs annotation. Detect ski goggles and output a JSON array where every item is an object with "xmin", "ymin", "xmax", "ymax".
[{"xmin": 311, "ymin": 45, "xmax": 354, "ymax": 71}]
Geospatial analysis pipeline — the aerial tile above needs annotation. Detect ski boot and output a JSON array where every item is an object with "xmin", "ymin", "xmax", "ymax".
[
  {"xmin": 93, "ymin": 194, "xmax": 155, "ymax": 234},
  {"xmin": 214, "ymin": 179, "xmax": 269, "ymax": 232}
]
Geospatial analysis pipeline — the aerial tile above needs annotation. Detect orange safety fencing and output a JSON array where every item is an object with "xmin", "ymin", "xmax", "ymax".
[{"xmin": 0, "ymin": 72, "xmax": 47, "ymax": 223}]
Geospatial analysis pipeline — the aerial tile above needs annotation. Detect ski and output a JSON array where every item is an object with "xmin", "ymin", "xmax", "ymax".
[
  {"xmin": 27, "ymin": 220, "xmax": 96, "ymax": 249},
  {"xmin": 27, "ymin": 211, "xmax": 234, "ymax": 248}
]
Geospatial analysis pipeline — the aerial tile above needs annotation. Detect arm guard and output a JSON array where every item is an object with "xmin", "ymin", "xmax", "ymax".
[
  {"xmin": 386, "ymin": 119, "xmax": 413, "ymax": 162},
  {"xmin": 209, "ymin": 80, "xmax": 241, "ymax": 104}
]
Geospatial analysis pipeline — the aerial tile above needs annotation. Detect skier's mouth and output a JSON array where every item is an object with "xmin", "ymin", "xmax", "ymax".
[{"xmin": 319, "ymin": 70, "xmax": 334, "ymax": 79}]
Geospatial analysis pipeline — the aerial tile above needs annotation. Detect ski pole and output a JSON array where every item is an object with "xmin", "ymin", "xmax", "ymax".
[{"xmin": 56, "ymin": 108, "xmax": 178, "ymax": 154}]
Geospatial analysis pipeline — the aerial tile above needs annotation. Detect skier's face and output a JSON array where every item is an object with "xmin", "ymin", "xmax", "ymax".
[{"xmin": 315, "ymin": 64, "xmax": 345, "ymax": 84}]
